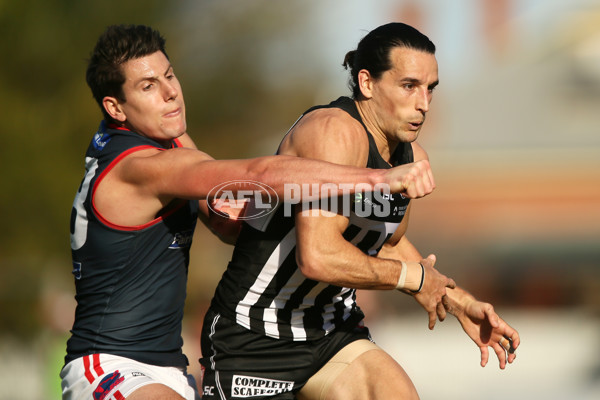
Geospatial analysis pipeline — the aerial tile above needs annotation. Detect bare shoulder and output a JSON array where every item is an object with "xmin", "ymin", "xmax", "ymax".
[
  {"xmin": 280, "ymin": 108, "xmax": 369, "ymax": 167},
  {"xmin": 411, "ymin": 141, "xmax": 429, "ymax": 162},
  {"xmin": 95, "ymin": 145, "xmax": 213, "ymax": 225}
]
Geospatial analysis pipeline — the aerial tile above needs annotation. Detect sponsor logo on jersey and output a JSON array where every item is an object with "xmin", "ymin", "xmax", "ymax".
[
  {"xmin": 208, "ymin": 181, "xmax": 279, "ymax": 221},
  {"xmin": 203, "ymin": 386, "xmax": 215, "ymax": 396},
  {"xmin": 72, "ymin": 261, "xmax": 82, "ymax": 280},
  {"xmin": 169, "ymin": 229, "xmax": 194, "ymax": 249},
  {"xmin": 93, "ymin": 370, "xmax": 124, "ymax": 400},
  {"xmin": 92, "ymin": 132, "xmax": 112, "ymax": 150},
  {"xmin": 231, "ymin": 375, "xmax": 294, "ymax": 397}
]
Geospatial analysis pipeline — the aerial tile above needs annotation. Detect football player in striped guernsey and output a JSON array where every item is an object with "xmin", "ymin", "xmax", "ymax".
[{"xmin": 200, "ymin": 22, "xmax": 520, "ymax": 400}]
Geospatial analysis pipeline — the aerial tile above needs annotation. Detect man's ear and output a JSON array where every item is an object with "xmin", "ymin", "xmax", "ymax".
[
  {"xmin": 357, "ymin": 69, "xmax": 374, "ymax": 99},
  {"xmin": 102, "ymin": 96, "xmax": 127, "ymax": 122}
]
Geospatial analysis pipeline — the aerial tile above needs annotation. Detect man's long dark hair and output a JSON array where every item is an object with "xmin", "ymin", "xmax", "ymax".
[{"xmin": 343, "ymin": 22, "xmax": 436, "ymax": 99}]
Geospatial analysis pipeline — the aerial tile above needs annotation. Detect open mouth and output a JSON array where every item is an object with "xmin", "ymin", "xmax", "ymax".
[{"xmin": 408, "ymin": 121, "xmax": 422, "ymax": 130}]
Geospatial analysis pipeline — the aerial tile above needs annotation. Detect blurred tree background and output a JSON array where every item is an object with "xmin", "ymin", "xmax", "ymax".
[
  {"xmin": 0, "ymin": 0, "xmax": 317, "ymax": 340},
  {"xmin": 0, "ymin": 0, "xmax": 162, "ymax": 340},
  {"xmin": 1, "ymin": 1, "xmax": 322, "ymax": 397}
]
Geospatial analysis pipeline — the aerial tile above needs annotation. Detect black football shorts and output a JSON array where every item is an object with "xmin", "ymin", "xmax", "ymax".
[{"xmin": 199, "ymin": 308, "xmax": 371, "ymax": 399}]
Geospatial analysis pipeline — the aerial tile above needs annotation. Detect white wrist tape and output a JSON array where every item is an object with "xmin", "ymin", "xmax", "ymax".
[{"xmin": 396, "ymin": 261, "xmax": 408, "ymax": 290}]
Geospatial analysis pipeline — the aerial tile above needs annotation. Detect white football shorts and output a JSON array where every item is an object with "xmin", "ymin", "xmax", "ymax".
[{"xmin": 60, "ymin": 353, "xmax": 200, "ymax": 400}]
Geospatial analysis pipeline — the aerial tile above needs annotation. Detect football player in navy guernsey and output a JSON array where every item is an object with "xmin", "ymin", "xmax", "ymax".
[
  {"xmin": 61, "ymin": 24, "xmax": 439, "ymax": 400},
  {"xmin": 200, "ymin": 23, "xmax": 520, "ymax": 400}
]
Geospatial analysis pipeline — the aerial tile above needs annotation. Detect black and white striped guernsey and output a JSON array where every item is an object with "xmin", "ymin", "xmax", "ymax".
[{"xmin": 209, "ymin": 96, "xmax": 413, "ymax": 341}]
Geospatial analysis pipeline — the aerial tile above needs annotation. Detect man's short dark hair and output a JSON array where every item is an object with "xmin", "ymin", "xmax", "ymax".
[
  {"xmin": 86, "ymin": 24, "xmax": 168, "ymax": 122},
  {"xmin": 343, "ymin": 22, "xmax": 436, "ymax": 99}
]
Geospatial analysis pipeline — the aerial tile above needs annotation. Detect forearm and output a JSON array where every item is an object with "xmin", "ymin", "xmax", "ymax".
[
  {"xmin": 243, "ymin": 155, "xmax": 386, "ymax": 197},
  {"xmin": 318, "ymin": 255, "xmax": 399, "ymax": 290},
  {"xmin": 297, "ymin": 230, "xmax": 423, "ymax": 291},
  {"xmin": 445, "ymin": 286, "xmax": 477, "ymax": 316},
  {"xmin": 377, "ymin": 235, "xmax": 422, "ymax": 263},
  {"xmin": 168, "ymin": 153, "xmax": 385, "ymax": 200}
]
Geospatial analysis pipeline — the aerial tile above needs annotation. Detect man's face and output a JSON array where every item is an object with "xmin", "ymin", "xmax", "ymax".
[
  {"xmin": 369, "ymin": 47, "xmax": 439, "ymax": 143},
  {"xmin": 115, "ymin": 51, "xmax": 186, "ymax": 143}
]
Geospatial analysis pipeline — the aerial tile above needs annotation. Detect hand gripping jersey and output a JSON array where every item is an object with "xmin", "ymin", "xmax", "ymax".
[
  {"xmin": 209, "ymin": 96, "xmax": 413, "ymax": 341},
  {"xmin": 66, "ymin": 121, "xmax": 198, "ymax": 368}
]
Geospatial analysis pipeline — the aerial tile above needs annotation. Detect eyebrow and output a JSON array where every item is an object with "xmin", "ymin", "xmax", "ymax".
[
  {"xmin": 401, "ymin": 77, "xmax": 439, "ymax": 89},
  {"xmin": 133, "ymin": 64, "xmax": 174, "ymax": 86}
]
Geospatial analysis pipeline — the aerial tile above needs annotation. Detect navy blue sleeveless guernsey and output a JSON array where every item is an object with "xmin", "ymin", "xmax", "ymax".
[
  {"xmin": 209, "ymin": 97, "xmax": 413, "ymax": 341},
  {"xmin": 66, "ymin": 121, "xmax": 198, "ymax": 368}
]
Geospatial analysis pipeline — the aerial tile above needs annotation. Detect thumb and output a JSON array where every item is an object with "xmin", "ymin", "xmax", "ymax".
[
  {"xmin": 484, "ymin": 306, "xmax": 500, "ymax": 328},
  {"xmin": 426, "ymin": 254, "xmax": 437, "ymax": 264}
]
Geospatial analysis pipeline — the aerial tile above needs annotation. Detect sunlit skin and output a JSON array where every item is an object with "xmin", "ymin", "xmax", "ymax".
[
  {"xmin": 356, "ymin": 47, "xmax": 439, "ymax": 160},
  {"xmin": 103, "ymin": 51, "xmax": 186, "ymax": 147}
]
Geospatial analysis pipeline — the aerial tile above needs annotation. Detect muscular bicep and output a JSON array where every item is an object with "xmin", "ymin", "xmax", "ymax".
[
  {"xmin": 287, "ymin": 108, "xmax": 374, "ymax": 282},
  {"xmin": 295, "ymin": 203, "xmax": 351, "ymax": 276},
  {"xmin": 116, "ymin": 147, "xmax": 217, "ymax": 199},
  {"xmin": 294, "ymin": 192, "xmax": 402, "ymax": 289},
  {"xmin": 293, "ymin": 178, "xmax": 356, "ymax": 282}
]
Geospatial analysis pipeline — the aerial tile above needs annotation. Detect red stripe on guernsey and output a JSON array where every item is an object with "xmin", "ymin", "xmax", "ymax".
[
  {"xmin": 106, "ymin": 124, "xmax": 183, "ymax": 150},
  {"xmin": 91, "ymin": 145, "xmax": 186, "ymax": 231},
  {"xmin": 107, "ymin": 124, "xmax": 131, "ymax": 131},
  {"xmin": 93, "ymin": 353, "xmax": 104, "ymax": 377},
  {"xmin": 106, "ymin": 123, "xmax": 183, "ymax": 150},
  {"xmin": 173, "ymin": 137, "xmax": 183, "ymax": 148},
  {"xmin": 83, "ymin": 355, "xmax": 95, "ymax": 384},
  {"xmin": 113, "ymin": 390, "xmax": 125, "ymax": 400}
]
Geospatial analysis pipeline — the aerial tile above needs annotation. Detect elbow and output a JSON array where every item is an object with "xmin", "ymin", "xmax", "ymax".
[
  {"xmin": 249, "ymin": 157, "xmax": 279, "ymax": 186},
  {"xmin": 296, "ymin": 245, "xmax": 325, "ymax": 281},
  {"xmin": 249, "ymin": 155, "xmax": 294, "ymax": 197}
]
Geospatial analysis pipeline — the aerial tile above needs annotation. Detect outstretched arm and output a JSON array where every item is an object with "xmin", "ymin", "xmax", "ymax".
[
  {"xmin": 123, "ymin": 144, "xmax": 435, "ymax": 201},
  {"xmin": 175, "ymin": 131, "xmax": 432, "ymax": 243},
  {"xmin": 98, "ymin": 130, "xmax": 435, "ymax": 228}
]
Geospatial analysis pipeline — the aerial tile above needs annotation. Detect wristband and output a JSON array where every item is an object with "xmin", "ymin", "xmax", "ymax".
[
  {"xmin": 410, "ymin": 263, "xmax": 425, "ymax": 293},
  {"xmin": 395, "ymin": 261, "xmax": 408, "ymax": 290}
]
